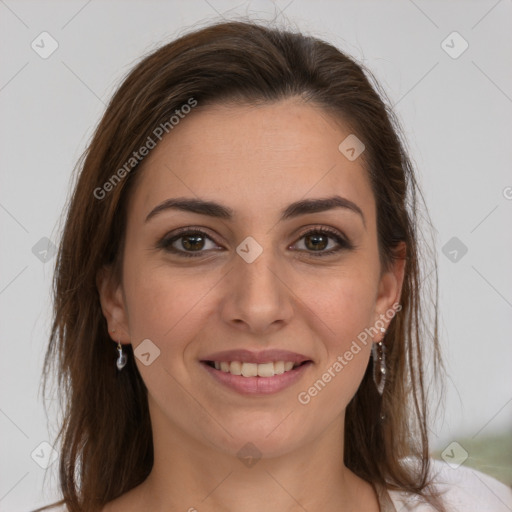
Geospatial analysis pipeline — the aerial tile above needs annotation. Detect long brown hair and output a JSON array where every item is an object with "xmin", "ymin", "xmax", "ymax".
[{"xmin": 38, "ymin": 20, "xmax": 446, "ymax": 511}]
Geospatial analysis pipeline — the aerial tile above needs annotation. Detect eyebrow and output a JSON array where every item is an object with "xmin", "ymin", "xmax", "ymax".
[{"xmin": 145, "ymin": 195, "xmax": 366, "ymax": 227}]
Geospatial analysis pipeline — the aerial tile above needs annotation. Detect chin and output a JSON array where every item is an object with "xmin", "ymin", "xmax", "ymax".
[{"xmin": 209, "ymin": 417, "xmax": 307, "ymax": 459}]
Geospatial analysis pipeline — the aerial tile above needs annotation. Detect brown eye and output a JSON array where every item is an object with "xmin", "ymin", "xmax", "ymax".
[
  {"xmin": 157, "ymin": 229, "xmax": 221, "ymax": 257},
  {"xmin": 293, "ymin": 227, "xmax": 354, "ymax": 256},
  {"xmin": 304, "ymin": 233, "xmax": 329, "ymax": 251},
  {"xmin": 180, "ymin": 233, "xmax": 206, "ymax": 251}
]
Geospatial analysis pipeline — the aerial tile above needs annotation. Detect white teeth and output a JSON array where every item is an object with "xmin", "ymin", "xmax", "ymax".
[
  {"xmin": 230, "ymin": 361, "xmax": 242, "ymax": 375},
  {"xmin": 212, "ymin": 360, "xmax": 304, "ymax": 377},
  {"xmin": 257, "ymin": 362, "xmax": 274, "ymax": 377},
  {"xmin": 273, "ymin": 361, "xmax": 285, "ymax": 374},
  {"xmin": 241, "ymin": 362, "xmax": 258, "ymax": 377}
]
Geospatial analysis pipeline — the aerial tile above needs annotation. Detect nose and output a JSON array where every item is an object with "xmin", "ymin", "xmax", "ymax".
[{"xmin": 219, "ymin": 246, "xmax": 294, "ymax": 335}]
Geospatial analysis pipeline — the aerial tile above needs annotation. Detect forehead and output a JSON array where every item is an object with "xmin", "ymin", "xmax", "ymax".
[{"xmin": 129, "ymin": 99, "xmax": 375, "ymax": 225}]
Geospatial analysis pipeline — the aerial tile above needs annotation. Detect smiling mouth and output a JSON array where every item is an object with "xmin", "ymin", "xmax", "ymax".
[{"xmin": 202, "ymin": 360, "xmax": 311, "ymax": 378}]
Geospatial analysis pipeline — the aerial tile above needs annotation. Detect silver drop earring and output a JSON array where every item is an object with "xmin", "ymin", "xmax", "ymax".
[
  {"xmin": 372, "ymin": 327, "xmax": 387, "ymax": 396},
  {"xmin": 116, "ymin": 341, "xmax": 127, "ymax": 370},
  {"xmin": 112, "ymin": 329, "xmax": 127, "ymax": 371}
]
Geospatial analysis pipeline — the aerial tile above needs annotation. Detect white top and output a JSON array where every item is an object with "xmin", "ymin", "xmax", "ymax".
[{"xmin": 382, "ymin": 459, "xmax": 512, "ymax": 511}]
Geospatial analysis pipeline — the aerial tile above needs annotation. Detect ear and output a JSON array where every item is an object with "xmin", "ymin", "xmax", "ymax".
[
  {"xmin": 373, "ymin": 241, "xmax": 406, "ymax": 336},
  {"xmin": 96, "ymin": 264, "xmax": 130, "ymax": 344}
]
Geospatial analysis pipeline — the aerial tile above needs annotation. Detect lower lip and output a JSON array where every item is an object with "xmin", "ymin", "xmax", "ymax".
[{"xmin": 200, "ymin": 362, "xmax": 312, "ymax": 395}]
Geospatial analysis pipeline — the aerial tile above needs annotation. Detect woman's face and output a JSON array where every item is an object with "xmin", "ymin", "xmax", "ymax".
[{"xmin": 100, "ymin": 98, "xmax": 404, "ymax": 458}]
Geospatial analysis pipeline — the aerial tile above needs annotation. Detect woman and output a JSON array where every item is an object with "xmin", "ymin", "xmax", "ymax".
[{"xmin": 36, "ymin": 20, "xmax": 512, "ymax": 512}]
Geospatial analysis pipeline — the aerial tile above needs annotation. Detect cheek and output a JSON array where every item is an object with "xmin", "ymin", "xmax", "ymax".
[
  {"xmin": 121, "ymin": 262, "xmax": 217, "ymax": 411},
  {"xmin": 295, "ymin": 266, "xmax": 377, "ymax": 384},
  {"xmin": 122, "ymin": 261, "xmax": 219, "ymax": 343},
  {"xmin": 294, "ymin": 277, "xmax": 376, "ymax": 420},
  {"xmin": 300, "ymin": 267, "xmax": 379, "ymax": 345}
]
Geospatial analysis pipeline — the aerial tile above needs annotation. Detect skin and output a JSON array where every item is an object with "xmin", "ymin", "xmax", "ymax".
[{"xmin": 98, "ymin": 97, "xmax": 405, "ymax": 512}]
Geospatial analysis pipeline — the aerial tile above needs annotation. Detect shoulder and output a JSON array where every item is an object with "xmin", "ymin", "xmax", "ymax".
[{"xmin": 387, "ymin": 458, "xmax": 512, "ymax": 511}]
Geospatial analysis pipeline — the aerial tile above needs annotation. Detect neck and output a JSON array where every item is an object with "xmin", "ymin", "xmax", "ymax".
[{"xmin": 128, "ymin": 397, "xmax": 377, "ymax": 512}]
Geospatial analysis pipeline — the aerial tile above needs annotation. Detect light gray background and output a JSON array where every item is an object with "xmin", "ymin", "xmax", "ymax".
[{"xmin": 1, "ymin": 0, "xmax": 511, "ymax": 510}]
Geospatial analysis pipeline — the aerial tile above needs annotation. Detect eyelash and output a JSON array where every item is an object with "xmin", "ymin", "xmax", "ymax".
[{"xmin": 156, "ymin": 226, "xmax": 354, "ymax": 258}]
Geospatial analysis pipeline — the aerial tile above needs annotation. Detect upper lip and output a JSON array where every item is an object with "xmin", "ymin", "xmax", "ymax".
[{"xmin": 200, "ymin": 349, "xmax": 312, "ymax": 364}]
